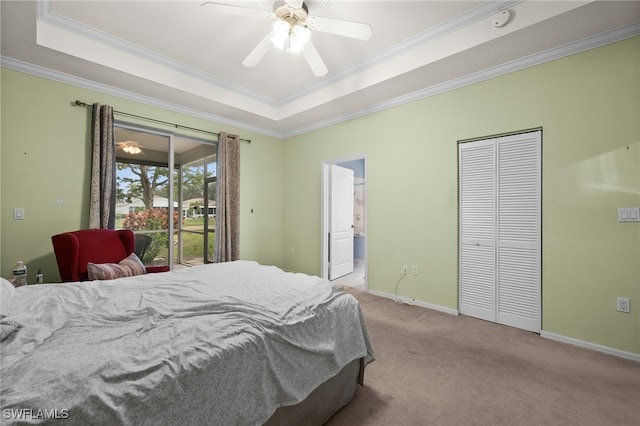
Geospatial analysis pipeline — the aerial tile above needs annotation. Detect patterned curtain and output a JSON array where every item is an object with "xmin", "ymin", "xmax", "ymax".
[
  {"xmin": 89, "ymin": 103, "xmax": 116, "ymax": 229},
  {"xmin": 214, "ymin": 132, "xmax": 240, "ymax": 262}
]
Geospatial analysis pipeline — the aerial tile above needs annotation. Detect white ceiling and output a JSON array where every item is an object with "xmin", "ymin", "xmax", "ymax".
[{"xmin": 2, "ymin": 1, "xmax": 639, "ymax": 138}]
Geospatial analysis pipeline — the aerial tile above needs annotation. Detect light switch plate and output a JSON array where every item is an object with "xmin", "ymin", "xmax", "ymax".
[{"xmin": 13, "ymin": 208, "xmax": 25, "ymax": 220}]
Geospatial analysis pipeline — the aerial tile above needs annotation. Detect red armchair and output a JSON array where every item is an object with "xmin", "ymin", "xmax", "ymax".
[{"xmin": 52, "ymin": 229, "xmax": 170, "ymax": 282}]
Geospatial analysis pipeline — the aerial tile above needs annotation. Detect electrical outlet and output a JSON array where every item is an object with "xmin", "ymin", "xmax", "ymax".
[
  {"xmin": 402, "ymin": 265, "xmax": 408, "ymax": 274},
  {"xmin": 411, "ymin": 265, "xmax": 418, "ymax": 276},
  {"xmin": 616, "ymin": 297, "xmax": 630, "ymax": 313}
]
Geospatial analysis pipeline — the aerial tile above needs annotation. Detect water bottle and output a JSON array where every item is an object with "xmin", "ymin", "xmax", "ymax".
[
  {"xmin": 12, "ymin": 261, "xmax": 27, "ymax": 287},
  {"xmin": 36, "ymin": 268, "xmax": 44, "ymax": 284}
]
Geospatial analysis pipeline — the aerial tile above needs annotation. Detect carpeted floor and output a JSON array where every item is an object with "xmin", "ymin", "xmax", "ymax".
[{"xmin": 327, "ymin": 291, "xmax": 640, "ymax": 426}]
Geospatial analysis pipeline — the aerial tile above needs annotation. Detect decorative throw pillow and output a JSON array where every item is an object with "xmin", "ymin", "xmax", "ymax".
[
  {"xmin": 87, "ymin": 253, "xmax": 147, "ymax": 281},
  {"xmin": 1, "ymin": 278, "xmax": 16, "ymax": 319}
]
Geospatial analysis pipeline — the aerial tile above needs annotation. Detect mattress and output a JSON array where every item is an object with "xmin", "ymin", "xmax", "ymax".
[{"xmin": 0, "ymin": 261, "xmax": 374, "ymax": 425}]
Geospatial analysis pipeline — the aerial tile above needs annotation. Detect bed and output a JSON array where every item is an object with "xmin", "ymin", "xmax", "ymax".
[{"xmin": 0, "ymin": 260, "xmax": 374, "ymax": 425}]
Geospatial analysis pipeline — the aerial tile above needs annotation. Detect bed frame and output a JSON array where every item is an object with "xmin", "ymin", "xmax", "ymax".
[{"xmin": 264, "ymin": 358, "xmax": 363, "ymax": 425}]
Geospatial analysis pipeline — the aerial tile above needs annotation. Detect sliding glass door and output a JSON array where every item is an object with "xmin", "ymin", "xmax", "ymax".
[{"xmin": 114, "ymin": 123, "xmax": 216, "ymax": 269}]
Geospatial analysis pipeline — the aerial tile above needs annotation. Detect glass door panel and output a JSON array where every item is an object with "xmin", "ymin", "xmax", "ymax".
[
  {"xmin": 115, "ymin": 126, "xmax": 172, "ymax": 267},
  {"xmin": 175, "ymin": 141, "xmax": 217, "ymax": 267}
]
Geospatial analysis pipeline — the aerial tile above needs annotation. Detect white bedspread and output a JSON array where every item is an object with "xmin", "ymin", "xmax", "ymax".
[{"xmin": 0, "ymin": 261, "xmax": 374, "ymax": 425}]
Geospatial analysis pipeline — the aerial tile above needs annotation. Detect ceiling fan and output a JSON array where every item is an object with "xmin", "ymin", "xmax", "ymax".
[
  {"xmin": 202, "ymin": 0, "xmax": 373, "ymax": 77},
  {"xmin": 117, "ymin": 141, "xmax": 143, "ymax": 155}
]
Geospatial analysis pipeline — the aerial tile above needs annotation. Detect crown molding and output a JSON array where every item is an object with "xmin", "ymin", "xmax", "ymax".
[
  {"xmin": 281, "ymin": 22, "xmax": 640, "ymax": 138},
  {"xmin": 36, "ymin": 0, "xmax": 523, "ymax": 108},
  {"xmin": 3, "ymin": 22, "xmax": 637, "ymax": 140},
  {"xmin": 0, "ymin": 56, "xmax": 282, "ymax": 139}
]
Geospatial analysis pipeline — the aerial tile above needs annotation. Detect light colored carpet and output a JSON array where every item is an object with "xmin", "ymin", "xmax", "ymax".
[{"xmin": 327, "ymin": 291, "xmax": 640, "ymax": 425}]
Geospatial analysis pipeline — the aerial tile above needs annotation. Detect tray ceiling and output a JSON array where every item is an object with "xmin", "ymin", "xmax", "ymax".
[{"xmin": 2, "ymin": 1, "xmax": 639, "ymax": 138}]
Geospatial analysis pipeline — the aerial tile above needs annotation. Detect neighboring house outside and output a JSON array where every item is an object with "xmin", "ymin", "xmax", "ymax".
[
  {"xmin": 116, "ymin": 196, "xmax": 216, "ymax": 218},
  {"xmin": 183, "ymin": 198, "xmax": 216, "ymax": 218},
  {"xmin": 116, "ymin": 196, "xmax": 177, "ymax": 216}
]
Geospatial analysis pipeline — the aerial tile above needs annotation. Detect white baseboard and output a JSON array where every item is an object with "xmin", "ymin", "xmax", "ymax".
[
  {"xmin": 365, "ymin": 289, "xmax": 639, "ymax": 362},
  {"xmin": 541, "ymin": 331, "xmax": 640, "ymax": 362},
  {"xmin": 366, "ymin": 289, "xmax": 459, "ymax": 316}
]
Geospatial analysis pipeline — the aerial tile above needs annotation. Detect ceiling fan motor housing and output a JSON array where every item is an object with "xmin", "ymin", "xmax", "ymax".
[{"xmin": 274, "ymin": 1, "xmax": 309, "ymax": 28}]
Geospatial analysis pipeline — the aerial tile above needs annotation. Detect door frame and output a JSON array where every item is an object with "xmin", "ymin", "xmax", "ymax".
[
  {"xmin": 203, "ymin": 175, "xmax": 216, "ymax": 263},
  {"xmin": 321, "ymin": 153, "xmax": 368, "ymax": 289}
]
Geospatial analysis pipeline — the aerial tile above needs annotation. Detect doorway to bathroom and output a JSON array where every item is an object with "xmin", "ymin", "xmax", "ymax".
[{"xmin": 321, "ymin": 154, "xmax": 367, "ymax": 291}]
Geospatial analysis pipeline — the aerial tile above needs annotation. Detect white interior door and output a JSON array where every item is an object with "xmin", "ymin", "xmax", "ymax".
[
  {"xmin": 329, "ymin": 164, "xmax": 354, "ymax": 280},
  {"xmin": 459, "ymin": 139, "xmax": 497, "ymax": 322},
  {"xmin": 496, "ymin": 132, "xmax": 541, "ymax": 332}
]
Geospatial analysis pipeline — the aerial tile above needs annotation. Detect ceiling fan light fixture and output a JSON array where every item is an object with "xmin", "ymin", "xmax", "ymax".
[
  {"xmin": 271, "ymin": 20, "xmax": 290, "ymax": 50},
  {"xmin": 123, "ymin": 145, "xmax": 142, "ymax": 155},
  {"xmin": 289, "ymin": 25, "xmax": 311, "ymax": 53},
  {"xmin": 271, "ymin": 21, "xmax": 311, "ymax": 53},
  {"xmin": 119, "ymin": 141, "xmax": 143, "ymax": 155}
]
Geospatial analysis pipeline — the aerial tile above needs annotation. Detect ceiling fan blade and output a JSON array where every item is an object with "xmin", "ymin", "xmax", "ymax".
[
  {"xmin": 201, "ymin": 2, "xmax": 271, "ymax": 20},
  {"xmin": 242, "ymin": 33, "xmax": 273, "ymax": 68},
  {"xmin": 307, "ymin": 16, "xmax": 373, "ymax": 40},
  {"xmin": 302, "ymin": 41, "xmax": 328, "ymax": 77}
]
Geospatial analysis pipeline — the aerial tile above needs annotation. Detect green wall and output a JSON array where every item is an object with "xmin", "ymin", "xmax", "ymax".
[
  {"xmin": 1, "ymin": 36, "xmax": 638, "ymax": 356},
  {"xmin": 282, "ymin": 37, "xmax": 640, "ymax": 355},
  {"xmin": 0, "ymin": 68, "xmax": 284, "ymax": 282}
]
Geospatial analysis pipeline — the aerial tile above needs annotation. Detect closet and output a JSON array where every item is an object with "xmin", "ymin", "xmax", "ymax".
[{"xmin": 458, "ymin": 130, "xmax": 541, "ymax": 333}]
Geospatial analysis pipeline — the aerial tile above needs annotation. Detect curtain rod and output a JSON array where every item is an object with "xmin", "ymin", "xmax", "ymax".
[{"xmin": 72, "ymin": 100, "xmax": 251, "ymax": 143}]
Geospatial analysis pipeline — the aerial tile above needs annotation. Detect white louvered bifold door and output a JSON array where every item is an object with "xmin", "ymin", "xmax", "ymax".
[
  {"xmin": 459, "ymin": 130, "xmax": 541, "ymax": 333},
  {"xmin": 459, "ymin": 139, "xmax": 496, "ymax": 322},
  {"xmin": 496, "ymin": 131, "xmax": 541, "ymax": 332}
]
